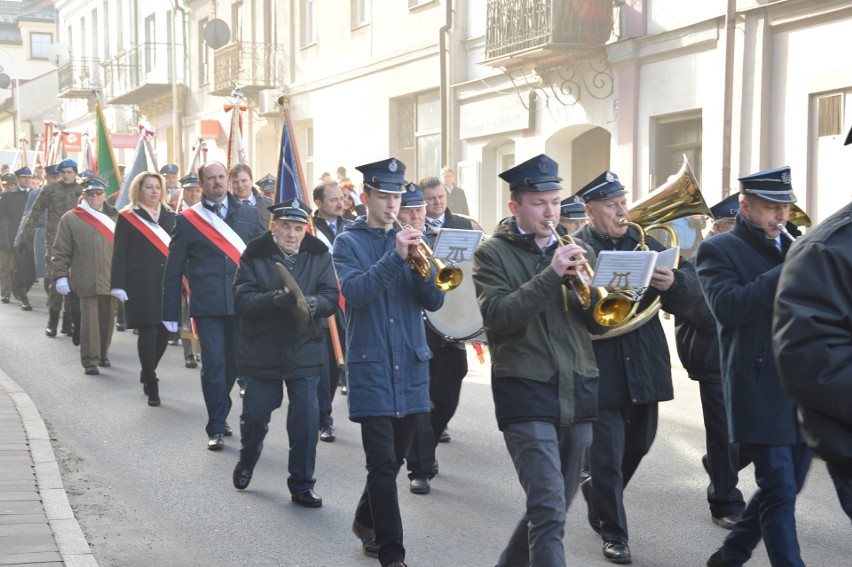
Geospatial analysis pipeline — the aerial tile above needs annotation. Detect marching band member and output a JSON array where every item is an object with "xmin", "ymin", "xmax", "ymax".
[
  {"xmin": 333, "ymin": 158, "xmax": 444, "ymax": 567},
  {"xmin": 162, "ymin": 161, "xmax": 263, "ymax": 451},
  {"xmin": 110, "ymin": 172, "xmax": 176, "ymax": 406},
  {"xmin": 231, "ymin": 200, "xmax": 338, "ymax": 507},
  {"xmin": 473, "ymin": 154, "xmax": 599, "ymax": 567},
  {"xmin": 697, "ymin": 167, "xmax": 812, "ymax": 567},
  {"xmin": 573, "ymin": 170, "xmax": 700, "ymax": 564},
  {"xmin": 558, "ymin": 196, "xmax": 588, "ymax": 234},
  {"xmin": 50, "ymin": 177, "xmax": 118, "ymax": 375}
]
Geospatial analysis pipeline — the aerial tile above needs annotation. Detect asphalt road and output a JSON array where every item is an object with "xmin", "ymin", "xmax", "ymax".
[{"xmin": 0, "ymin": 287, "xmax": 849, "ymax": 567}]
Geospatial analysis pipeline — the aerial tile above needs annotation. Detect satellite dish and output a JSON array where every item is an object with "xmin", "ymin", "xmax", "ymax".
[
  {"xmin": 204, "ymin": 19, "xmax": 231, "ymax": 50},
  {"xmin": 0, "ymin": 74, "xmax": 10, "ymax": 89}
]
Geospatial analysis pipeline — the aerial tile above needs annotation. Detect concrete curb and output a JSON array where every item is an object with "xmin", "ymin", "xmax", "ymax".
[{"xmin": 0, "ymin": 368, "xmax": 99, "ymax": 567}]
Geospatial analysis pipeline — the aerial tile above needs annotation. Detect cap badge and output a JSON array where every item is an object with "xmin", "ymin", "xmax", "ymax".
[
  {"xmin": 780, "ymin": 171, "xmax": 791, "ymax": 184},
  {"xmin": 605, "ymin": 172, "xmax": 615, "ymax": 183},
  {"xmin": 388, "ymin": 159, "xmax": 398, "ymax": 173},
  {"xmin": 537, "ymin": 158, "xmax": 550, "ymax": 174}
]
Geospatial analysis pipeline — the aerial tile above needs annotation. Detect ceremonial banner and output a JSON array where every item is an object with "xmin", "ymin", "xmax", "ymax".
[
  {"xmin": 114, "ymin": 134, "xmax": 150, "ymax": 211},
  {"xmin": 95, "ymin": 100, "xmax": 123, "ymax": 196}
]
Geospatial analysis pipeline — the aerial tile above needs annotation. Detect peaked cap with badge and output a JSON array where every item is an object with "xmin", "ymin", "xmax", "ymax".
[
  {"xmin": 401, "ymin": 182, "xmax": 426, "ymax": 208},
  {"xmin": 709, "ymin": 193, "xmax": 740, "ymax": 220},
  {"xmin": 14, "ymin": 166, "xmax": 32, "ymax": 177},
  {"xmin": 560, "ymin": 195, "xmax": 587, "ymax": 219},
  {"xmin": 160, "ymin": 164, "xmax": 179, "ymax": 175},
  {"xmin": 738, "ymin": 166, "xmax": 797, "ymax": 205},
  {"xmin": 499, "ymin": 154, "xmax": 562, "ymax": 192},
  {"xmin": 268, "ymin": 198, "xmax": 310, "ymax": 224},
  {"xmin": 576, "ymin": 170, "xmax": 627, "ymax": 203},
  {"xmin": 256, "ymin": 174, "xmax": 276, "ymax": 192},
  {"xmin": 81, "ymin": 176, "xmax": 109, "ymax": 192},
  {"xmin": 356, "ymin": 158, "xmax": 407, "ymax": 194}
]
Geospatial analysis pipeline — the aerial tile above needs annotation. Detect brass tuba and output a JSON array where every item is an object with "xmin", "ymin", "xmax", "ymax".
[{"xmin": 591, "ymin": 156, "xmax": 710, "ymax": 340}]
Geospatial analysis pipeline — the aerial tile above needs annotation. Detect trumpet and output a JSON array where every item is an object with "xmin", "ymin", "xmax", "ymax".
[
  {"xmin": 390, "ymin": 213, "xmax": 462, "ymax": 292},
  {"xmin": 777, "ymin": 223, "xmax": 798, "ymax": 243},
  {"xmin": 546, "ymin": 222, "xmax": 636, "ymax": 328}
]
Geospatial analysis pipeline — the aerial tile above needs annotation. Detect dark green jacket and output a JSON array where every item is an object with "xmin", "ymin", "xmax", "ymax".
[{"xmin": 473, "ymin": 217, "xmax": 599, "ymax": 427}]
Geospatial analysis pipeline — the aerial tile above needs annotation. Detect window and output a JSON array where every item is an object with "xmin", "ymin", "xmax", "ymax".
[
  {"xmin": 302, "ymin": 0, "xmax": 316, "ymax": 46},
  {"xmin": 103, "ymin": 3, "xmax": 110, "ymax": 60},
  {"xmin": 818, "ymin": 94, "xmax": 842, "ymax": 137},
  {"xmin": 80, "ymin": 18, "xmax": 87, "ymax": 67},
  {"xmin": 351, "ymin": 0, "xmax": 368, "ymax": 28},
  {"xmin": 144, "ymin": 14, "xmax": 156, "ymax": 72},
  {"xmin": 654, "ymin": 112, "xmax": 702, "ymax": 191},
  {"xmin": 232, "ymin": 1, "xmax": 243, "ymax": 43},
  {"xmin": 415, "ymin": 90, "xmax": 441, "ymax": 181},
  {"xmin": 199, "ymin": 18, "xmax": 210, "ymax": 85},
  {"xmin": 30, "ymin": 32, "xmax": 52, "ymax": 60},
  {"xmin": 116, "ymin": 0, "xmax": 123, "ymax": 51}
]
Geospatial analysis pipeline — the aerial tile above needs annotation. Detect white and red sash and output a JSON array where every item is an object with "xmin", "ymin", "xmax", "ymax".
[
  {"xmin": 71, "ymin": 201, "xmax": 115, "ymax": 244},
  {"xmin": 120, "ymin": 209, "xmax": 171, "ymax": 256},
  {"xmin": 181, "ymin": 202, "xmax": 246, "ymax": 265}
]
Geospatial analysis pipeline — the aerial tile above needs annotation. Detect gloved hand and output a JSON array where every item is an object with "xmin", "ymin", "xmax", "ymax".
[
  {"xmin": 272, "ymin": 290, "xmax": 296, "ymax": 308},
  {"xmin": 304, "ymin": 295, "xmax": 318, "ymax": 316},
  {"xmin": 163, "ymin": 321, "xmax": 179, "ymax": 333},
  {"xmin": 110, "ymin": 289, "xmax": 128, "ymax": 303},
  {"xmin": 55, "ymin": 277, "xmax": 71, "ymax": 296}
]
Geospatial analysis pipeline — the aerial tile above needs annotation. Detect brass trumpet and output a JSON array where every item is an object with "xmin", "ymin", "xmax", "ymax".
[
  {"xmin": 546, "ymin": 222, "xmax": 636, "ymax": 328},
  {"xmin": 390, "ymin": 213, "xmax": 463, "ymax": 292}
]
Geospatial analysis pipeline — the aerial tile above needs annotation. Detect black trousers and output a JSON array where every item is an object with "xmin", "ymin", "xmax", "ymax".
[
  {"xmin": 137, "ymin": 324, "xmax": 170, "ymax": 382},
  {"xmin": 406, "ymin": 345, "xmax": 467, "ymax": 479},
  {"xmin": 589, "ymin": 403, "xmax": 658, "ymax": 544},
  {"xmin": 355, "ymin": 414, "xmax": 418, "ymax": 567}
]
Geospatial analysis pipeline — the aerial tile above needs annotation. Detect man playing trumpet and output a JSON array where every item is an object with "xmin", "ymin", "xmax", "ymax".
[{"xmin": 473, "ymin": 154, "xmax": 600, "ymax": 567}]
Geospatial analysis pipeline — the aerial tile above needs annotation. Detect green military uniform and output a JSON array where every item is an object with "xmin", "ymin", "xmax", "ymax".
[{"xmin": 20, "ymin": 179, "xmax": 83, "ymax": 312}]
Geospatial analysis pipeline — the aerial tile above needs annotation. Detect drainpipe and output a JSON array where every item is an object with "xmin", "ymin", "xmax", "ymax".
[
  {"xmin": 440, "ymin": 0, "xmax": 453, "ymax": 168},
  {"xmin": 172, "ymin": 1, "xmax": 188, "ymax": 165},
  {"xmin": 721, "ymin": 0, "xmax": 736, "ymax": 196}
]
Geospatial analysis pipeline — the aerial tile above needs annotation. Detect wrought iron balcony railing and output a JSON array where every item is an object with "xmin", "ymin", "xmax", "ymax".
[
  {"xmin": 212, "ymin": 41, "xmax": 284, "ymax": 96},
  {"xmin": 485, "ymin": 0, "xmax": 613, "ymax": 64},
  {"xmin": 57, "ymin": 57, "xmax": 101, "ymax": 98},
  {"xmin": 102, "ymin": 42, "xmax": 187, "ymax": 105}
]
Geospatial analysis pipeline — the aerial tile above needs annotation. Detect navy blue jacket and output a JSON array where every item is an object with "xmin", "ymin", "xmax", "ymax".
[
  {"xmin": 162, "ymin": 195, "xmax": 263, "ymax": 320},
  {"xmin": 573, "ymin": 224, "xmax": 701, "ymax": 408},
  {"xmin": 332, "ymin": 217, "xmax": 444, "ymax": 421},
  {"xmin": 695, "ymin": 213, "xmax": 802, "ymax": 445}
]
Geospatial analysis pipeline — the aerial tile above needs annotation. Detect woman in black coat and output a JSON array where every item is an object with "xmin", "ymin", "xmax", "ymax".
[{"xmin": 110, "ymin": 172, "xmax": 176, "ymax": 406}]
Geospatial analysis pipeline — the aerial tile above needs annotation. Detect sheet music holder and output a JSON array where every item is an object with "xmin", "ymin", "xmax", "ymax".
[
  {"xmin": 431, "ymin": 228, "xmax": 485, "ymax": 263},
  {"xmin": 589, "ymin": 247, "xmax": 679, "ymax": 290}
]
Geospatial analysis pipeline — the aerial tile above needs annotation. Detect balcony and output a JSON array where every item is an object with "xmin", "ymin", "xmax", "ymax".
[
  {"xmin": 102, "ymin": 42, "xmax": 187, "ymax": 107},
  {"xmin": 211, "ymin": 41, "xmax": 284, "ymax": 97},
  {"xmin": 57, "ymin": 58, "xmax": 101, "ymax": 99},
  {"xmin": 483, "ymin": 0, "xmax": 613, "ymax": 68}
]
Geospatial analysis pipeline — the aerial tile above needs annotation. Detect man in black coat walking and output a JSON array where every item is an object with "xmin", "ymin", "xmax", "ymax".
[
  {"xmin": 696, "ymin": 166, "xmax": 812, "ymax": 567},
  {"xmin": 231, "ymin": 200, "xmax": 338, "ymax": 507}
]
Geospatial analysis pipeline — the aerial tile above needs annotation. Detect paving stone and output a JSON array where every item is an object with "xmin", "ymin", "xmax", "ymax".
[{"xmin": 0, "ymin": 551, "xmax": 63, "ymax": 565}]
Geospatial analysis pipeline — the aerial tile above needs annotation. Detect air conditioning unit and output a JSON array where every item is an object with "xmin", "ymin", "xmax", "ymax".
[{"xmin": 258, "ymin": 90, "xmax": 282, "ymax": 116}]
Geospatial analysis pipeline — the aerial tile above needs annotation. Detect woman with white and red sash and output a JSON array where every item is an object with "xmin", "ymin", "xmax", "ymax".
[{"xmin": 110, "ymin": 172, "xmax": 176, "ymax": 406}]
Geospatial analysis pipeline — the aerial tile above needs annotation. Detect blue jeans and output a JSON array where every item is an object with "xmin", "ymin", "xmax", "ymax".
[
  {"xmin": 195, "ymin": 316, "xmax": 240, "ymax": 436},
  {"xmin": 497, "ymin": 421, "xmax": 593, "ymax": 567},
  {"xmin": 720, "ymin": 443, "xmax": 811, "ymax": 567}
]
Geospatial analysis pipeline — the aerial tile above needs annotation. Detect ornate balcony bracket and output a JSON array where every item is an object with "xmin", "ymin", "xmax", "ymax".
[{"xmin": 502, "ymin": 55, "xmax": 613, "ymax": 111}]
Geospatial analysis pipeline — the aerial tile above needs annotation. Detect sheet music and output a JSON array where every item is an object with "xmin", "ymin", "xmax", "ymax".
[
  {"xmin": 590, "ymin": 251, "xmax": 657, "ymax": 290},
  {"xmin": 654, "ymin": 246, "xmax": 680, "ymax": 270},
  {"xmin": 432, "ymin": 228, "xmax": 484, "ymax": 263}
]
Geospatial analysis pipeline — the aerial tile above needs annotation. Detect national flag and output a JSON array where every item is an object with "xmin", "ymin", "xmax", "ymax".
[
  {"xmin": 95, "ymin": 100, "xmax": 123, "ymax": 196},
  {"xmin": 113, "ymin": 133, "xmax": 150, "ymax": 211}
]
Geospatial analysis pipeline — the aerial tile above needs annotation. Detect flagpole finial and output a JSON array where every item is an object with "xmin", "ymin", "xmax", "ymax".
[{"xmin": 277, "ymin": 94, "xmax": 290, "ymax": 109}]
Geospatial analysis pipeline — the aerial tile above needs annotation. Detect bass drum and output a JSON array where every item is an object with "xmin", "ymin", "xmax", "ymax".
[{"xmin": 424, "ymin": 260, "xmax": 485, "ymax": 343}]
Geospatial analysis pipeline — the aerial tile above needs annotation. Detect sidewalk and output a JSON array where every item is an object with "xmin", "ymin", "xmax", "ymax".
[{"xmin": 0, "ymin": 369, "xmax": 97, "ymax": 567}]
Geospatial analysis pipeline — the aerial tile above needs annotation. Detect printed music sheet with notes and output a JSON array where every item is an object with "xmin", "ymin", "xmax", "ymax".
[{"xmin": 589, "ymin": 247, "xmax": 679, "ymax": 290}]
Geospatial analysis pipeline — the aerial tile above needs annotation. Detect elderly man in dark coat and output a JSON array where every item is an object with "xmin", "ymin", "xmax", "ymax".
[
  {"xmin": 696, "ymin": 167, "xmax": 812, "ymax": 567},
  {"xmin": 231, "ymin": 200, "xmax": 338, "ymax": 507}
]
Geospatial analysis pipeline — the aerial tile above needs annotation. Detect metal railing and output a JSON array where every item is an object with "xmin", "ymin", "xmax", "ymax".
[
  {"xmin": 213, "ymin": 41, "xmax": 283, "ymax": 93},
  {"xmin": 57, "ymin": 58, "xmax": 101, "ymax": 95},
  {"xmin": 485, "ymin": 0, "xmax": 613, "ymax": 61},
  {"xmin": 102, "ymin": 42, "xmax": 186, "ymax": 100}
]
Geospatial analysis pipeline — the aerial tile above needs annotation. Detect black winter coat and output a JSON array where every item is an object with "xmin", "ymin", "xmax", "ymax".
[
  {"xmin": 695, "ymin": 213, "xmax": 802, "ymax": 445},
  {"xmin": 573, "ymin": 224, "xmax": 701, "ymax": 408},
  {"xmin": 234, "ymin": 231, "xmax": 338, "ymax": 380},
  {"xmin": 774, "ymin": 202, "xmax": 852, "ymax": 471},
  {"xmin": 0, "ymin": 190, "xmax": 28, "ymax": 249},
  {"xmin": 111, "ymin": 208, "xmax": 176, "ymax": 328}
]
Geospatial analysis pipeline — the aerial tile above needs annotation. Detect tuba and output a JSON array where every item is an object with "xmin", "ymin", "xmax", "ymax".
[{"xmin": 591, "ymin": 156, "xmax": 710, "ymax": 340}]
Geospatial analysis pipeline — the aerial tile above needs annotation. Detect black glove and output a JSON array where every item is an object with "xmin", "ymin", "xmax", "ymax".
[
  {"xmin": 272, "ymin": 290, "xmax": 296, "ymax": 308},
  {"xmin": 304, "ymin": 295, "xmax": 317, "ymax": 316}
]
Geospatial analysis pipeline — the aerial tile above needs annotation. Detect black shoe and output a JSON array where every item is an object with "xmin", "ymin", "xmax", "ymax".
[
  {"xmin": 320, "ymin": 426, "xmax": 336, "ymax": 442},
  {"xmin": 438, "ymin": 427, "xmax": 451, "ymax": 443},
  {"xmin": 431, "ymin": 459, "xmax": 439, "ymax": 476},
  {"xmin": 84, "ymin": 365, "xmax": 99, "ymax": 375},
  {"xmin": 207, "ymin": 433, "xmax": 224, "ymax": 451},
  {"xmin": 232, "ymin": 461, "xmax": 253, "ymax": 490},
  {"xmin": 45, "ymin": 311, "xmax": 59, "ymax": 337},
  {"xmin": 707, "ymin": 548, "xmax": 731, "ymax": 567},
  {"xmin": 410, "ymin": 477, "xmax": 430, "ymax": 495},
  {"xmin": 223, "ymin": 423, "xmax": 233, "ymax": 437},
  {"xmin": 291, "ymin": 489, "xmax": 322, "ymax": 508},
  {"xmin": 60, "ymin": 312, "xmax": 73, "ymax": 336},
  {"xmin": 351, "ymin": 520, "xmax": 379, "ymax": 558},
  {"xmin": 115, "ymin": 323, "xmax": 126, "ymax": 332},
  {"xmin": 603, "ymin": 541, "xmax": 631, "ymax": 564},
  {"xmin": 581, "ymin": 477, "xmax": 601, "ymax": 534},
  {"xmin": 185, "ymin": 355, "xmax": 198, "ymax": 369},
  {"xmin": 0, "ymin": 297, "xmax": 9, "ymax": 304},
  {"xmin": 98, "ymin": 359, "xmax": 111, "ymax": 368},
  {"xmin": 711, "ymin": 514, "xmax": 740, "ymax": 530},
  {"xmin": 340, "ymin": 384, "xmax": 348, "ymax": 395},
  {"xmin": 147, "ymin": 380, "xmax": 160, "ymax": 407},
  {"xmin": 17, "ymin": 295, "xmax": 31, "ymax": 311}
]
